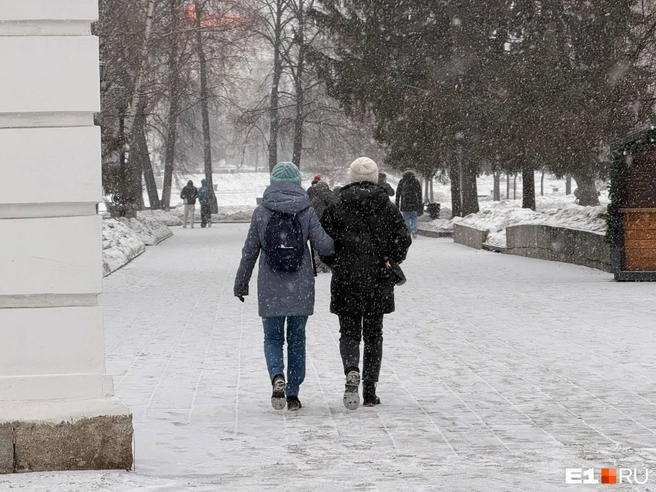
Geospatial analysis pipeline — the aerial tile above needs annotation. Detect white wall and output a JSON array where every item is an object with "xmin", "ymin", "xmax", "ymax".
[
  {"xmin": 0, "ymin": 127, "xmax": 101, "ymax": 205},
  {"xmin": 0, "ymin": 216, "xmax": 102, "ymax": 297},
  {"xmin": 0, "ymin": 0, "xmax": 98, "ymax": 21},
  {"xmin": 0, "ymin": 307, "xmax": 105, "ymax": 377},
  {"xmin": 0, "ymin": 37, "xmax": 100, "ymax": 113},
  {"xmin": 0, "ymin": 0, "xmax": 118, "ymax": 407}
]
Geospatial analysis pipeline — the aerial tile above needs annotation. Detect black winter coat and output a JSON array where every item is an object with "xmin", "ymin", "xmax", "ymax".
[
  {"xmin": 310, "ymin": 186, "xmax": 339, "ymax": 220},
  {"xmin": 380, "ymin": 181, "xmax": 395, "ymax": 197},
  {"xmin": 181, "ymin": 185, "xmax": 199, "ymax": 205},
  {"xmin": 395, "ymin": 173, "xmax": 422, "ymax": 212},
  {"xmin": 321, "ymin": 182, "xmax": 412, "ymax": 315}
]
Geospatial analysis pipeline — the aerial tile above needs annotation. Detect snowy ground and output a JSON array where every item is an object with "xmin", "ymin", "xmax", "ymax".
[
  {"xmin": 140, "ymin": 171, "xmax": 325, "ymax": 210},
  {"xmin": 4, "ymin": 226, "xmax": 656, "ymax": 491}
]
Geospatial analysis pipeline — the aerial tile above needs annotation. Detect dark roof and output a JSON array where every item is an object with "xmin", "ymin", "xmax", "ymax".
[{"xmin": 611, "ymin": 126, "xmax": 656, "ymax": 154}]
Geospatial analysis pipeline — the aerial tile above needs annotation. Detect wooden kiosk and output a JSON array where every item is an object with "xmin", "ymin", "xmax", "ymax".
[{"xmin": 608, "ymin": 127, "xmax": 656, "ymax": 281}]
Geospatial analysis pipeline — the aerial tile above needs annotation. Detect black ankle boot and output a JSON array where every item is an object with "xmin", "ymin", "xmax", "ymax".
[
  {"xmin": 287, "ymin": 395, "xmax": 302, "ymax": 411},
  {"xmin": 363, "ymin": 381, "xmax": 381, "ymax": 407}
]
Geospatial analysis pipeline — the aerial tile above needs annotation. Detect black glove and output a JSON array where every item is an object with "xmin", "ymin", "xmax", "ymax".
[
  {"xmin": 320, "ymin": 255, "xmax": 336, "ymax": 267},
  {"xmin": 235, "ymin": 285, "xmax": 248, "ymax": 302}
]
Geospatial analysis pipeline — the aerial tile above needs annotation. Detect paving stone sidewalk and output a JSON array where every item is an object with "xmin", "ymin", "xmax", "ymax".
[{"xmin": 6, "ymin": 224, "xmax": 655, "ymax": 491}]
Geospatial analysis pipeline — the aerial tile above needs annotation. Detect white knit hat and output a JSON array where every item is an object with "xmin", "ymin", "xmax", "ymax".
[{"xmin": 349, "ymin": 157, "xmax": 379, "ymax": 184}]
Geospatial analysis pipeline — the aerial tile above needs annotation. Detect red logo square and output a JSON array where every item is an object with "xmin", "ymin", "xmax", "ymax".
[{"xmin": 601, "ymin": 468, "xmax": 617, "ymax": 484}]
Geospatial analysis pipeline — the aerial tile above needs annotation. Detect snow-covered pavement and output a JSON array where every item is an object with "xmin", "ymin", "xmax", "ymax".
[{"xmin": 3, "ymin": 225, "xmax": 656, "ymax": 491}]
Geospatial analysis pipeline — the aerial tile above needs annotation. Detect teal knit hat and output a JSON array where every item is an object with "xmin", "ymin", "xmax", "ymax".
[{"xmin": 270, "ymin": 161, "xmax": 302, "ymax": 185}]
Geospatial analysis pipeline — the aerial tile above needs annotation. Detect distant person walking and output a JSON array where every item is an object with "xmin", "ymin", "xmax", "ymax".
[
  {"xmin": 198, "ymin": 179, "xmax": 216, "ymax": 228},
  {"xmin": 234, "ymin": 162, "xmax": 334, "ymax": 411},
  {"xmin": 307, "ymin": 175, "xmax": 322, "ymax": 201},
  {"xmin": 396, "ymin": 171, "xmax": 422, "ymax": 238},
  {"xmin": 180, "ymin": 180, "xmax": 198, "ymax": 228},
  {"xmin": 378, "ymin": 172, "xmax": 395, "ymax": 197},
  {"xmin": 310, "ymin": 181, "xmax": 338, "ymax": 221},
  {"xmin": 321, "ymin": 157, "xmax": 411, "ymax": 409}
]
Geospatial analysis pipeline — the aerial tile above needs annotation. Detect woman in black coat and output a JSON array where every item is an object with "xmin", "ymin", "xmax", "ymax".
[{"xmin": 321, "ymin": 158, "xmax": 411, "ymax": 409}]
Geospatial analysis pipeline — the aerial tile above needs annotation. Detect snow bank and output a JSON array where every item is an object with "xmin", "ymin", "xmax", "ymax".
[
  {"xmin": 453, "ymin": 203, "xmax": 543, "ymax": 249},
  {"xmin": 138, "ymin": 209, "xmax": 183, "ymax": 227},
  {"xmin": 102, "ymin": 213, "xmax": 174, "ymax": 276},
  {"xmin": 169, "ymin": 205, "xmax": 255, "ymax": 224},
  {"xmin": 420, "ymin": 195, "xmax": 608, "ymax": 248},
  {"xmin": 102, "ymin": 220, "xmax": 145, "ymax": 276},
  {"xmin": 419, "ymin": 218, "xmax": 453, "ymax": 234},
  {"xmin": 117, "ymin": 215, "xmax": 173, "ymax": 246},
  {"xmin": 215, "ymin": 205, "xmax": 255, "ymax": 222}
]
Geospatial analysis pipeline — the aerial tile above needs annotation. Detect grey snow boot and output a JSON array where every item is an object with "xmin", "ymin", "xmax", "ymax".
[
  {"xmin": 343, "ymin": 370, "xmax": 361, "ymax": 410},
  {"xmin": 271, "ymin": 374, "xmax": 286, "ymax": 410}
]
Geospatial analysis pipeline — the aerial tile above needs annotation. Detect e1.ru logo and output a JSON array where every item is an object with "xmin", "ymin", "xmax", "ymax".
[{"xmin": 566, "ymin": 468, "xmax": 649, "ymax": 484}]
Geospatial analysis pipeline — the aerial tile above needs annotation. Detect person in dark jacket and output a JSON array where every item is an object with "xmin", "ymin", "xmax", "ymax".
[
  {"xmin": 395, "ymin": 171, "xmax": 422, "ymax": 238},
  {"xmin": 306, "ymin": 175, "xmax": 321, "ymax": 201},
  {"xmin": 321, "ymin": 157, "xmax": 411, "ymax": 409},
  {"xmin": 198, "ymin": 179, "xmax": 216, "ymax": 228},
  {"xmin": 234, "ymin": 162, "xmax": 334, "ymax": 411},
  {"xmin": 378, "ymin": 172, "xmax": 395, "ymax": 197},
  {"xmin": 310, "ymin": 181, "xmax": 338, "ymax": 221},
  {"xmin": 180, "ymin": 180, "xmax": 198, "ymax": 228}
]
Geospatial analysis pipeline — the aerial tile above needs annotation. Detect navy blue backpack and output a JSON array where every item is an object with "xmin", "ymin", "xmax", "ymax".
[{"xmin": 264, "ymin": 211, "xmax": 305, "ymax": 272}]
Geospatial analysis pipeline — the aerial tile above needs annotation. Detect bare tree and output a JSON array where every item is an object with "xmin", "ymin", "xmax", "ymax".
[
  {"xmin": 162, "ymin": 0, "xmax": 183, "ymax": 209},
  {"xmin": 193, "ymin": 0, "xmax": 216, "ymax": 187},
  {"xmin": 267, "ymin": 0, "xmax": 292, "ymax": 170},
  {"xmin": 289, "ymin": 0, "xmax": 309, "ymax": 166}
]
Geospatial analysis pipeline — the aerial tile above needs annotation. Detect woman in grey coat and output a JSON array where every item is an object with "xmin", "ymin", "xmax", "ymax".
[{"xmin": 234, "ymin": 162, "xmax": 334, "ymax": 411}]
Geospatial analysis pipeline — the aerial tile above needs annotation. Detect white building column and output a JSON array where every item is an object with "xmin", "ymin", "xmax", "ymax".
[{"xmin": 0, "ymin": 0, "xmax": 133, "ymax": 473}]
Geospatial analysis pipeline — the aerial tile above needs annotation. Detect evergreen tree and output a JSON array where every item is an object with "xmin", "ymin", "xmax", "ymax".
[{"xmin": 311, "ymin": 0, "xmax": 655, "ymax": 211}]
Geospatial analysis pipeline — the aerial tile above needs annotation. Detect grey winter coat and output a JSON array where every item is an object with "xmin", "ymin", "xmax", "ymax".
[{"xmin": 234, "ymin": 181, "xmax": 334, "ymax": 318}]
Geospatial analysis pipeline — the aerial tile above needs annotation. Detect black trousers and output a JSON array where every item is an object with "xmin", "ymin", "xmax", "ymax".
[
  {"xmin": 338, "ymin": 313, "xmax": 384, "ymax": 383},
  {"xmin": 200, "ymin": 204, "xmax": 212, "ymax": 227}
]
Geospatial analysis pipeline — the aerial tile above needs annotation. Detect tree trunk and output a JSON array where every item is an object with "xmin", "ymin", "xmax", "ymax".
[
  {"xmin": 506, "ymin": 173, "xmax": 510, "ymax": 199},
  {"xmin": 120, "ymin": 0, "xmax": 155, "ymax": 213},
  {"xmin": 195, "ymin": 0, "xmax": 214, "ymax": 186},
  {"xmin": 493, "ymin": 171, "xmax": 501, "ymax": 201},
  {"xmin": 565, "ymin": 175, "xmax": 572, "ymax": 195},
  {"xmin": 291, "ymin": 0, "xmax": 305, "ymax": 168},
  {"xmin": 449, "ymin": 164, "xmax": 462, "ymax": 217},
  {"xmin": 460, "ymin": 160, "xmax": 479, "ymax": 216},
  {"xmin": 429, "ymin": 176, "xmax": 434, "ymax": 202},
  {"xmin": 268, "ymin": 0, "xmax": 285, "ymax": 171},
  {"xmin": 522, "ymin": 167, "xmax": 536, "ymax": 210},
  {"xmin": 540, "ymin": 169, "xmax": 545, "ymax": 196},
  {"xmin": 135, "ymin": 113, "xmax": 160, "ymax": 209},
  {"xmin": 130, "ymin": 104, "xmax": 160, "ymax": 209},
  {"xmin": 126, "ymin": 105, "xmax": 147, "ymax": 211},
  {"xmin": 571, "ymin": 173, "xmax": 600, "ymax": 206},
  {"xmin": 513, "ymin": 174, "xmax": 517, "ymax": 200},
  {"xmin": 124, "ymin": 0, "xmax": 156, "ymax": 145},
  {"xmin": 162, "ymin": 0, "xmax": 181, "ymax": 210}
]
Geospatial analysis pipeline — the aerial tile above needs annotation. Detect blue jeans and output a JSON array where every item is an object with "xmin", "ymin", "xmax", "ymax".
[
  {"xmin": 402, "ymin": 211, "xmax": 418, "ymax": 233},
  {"xmin": 262, "ymin": 316, "xmax": 307, "ymax": 396}
]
